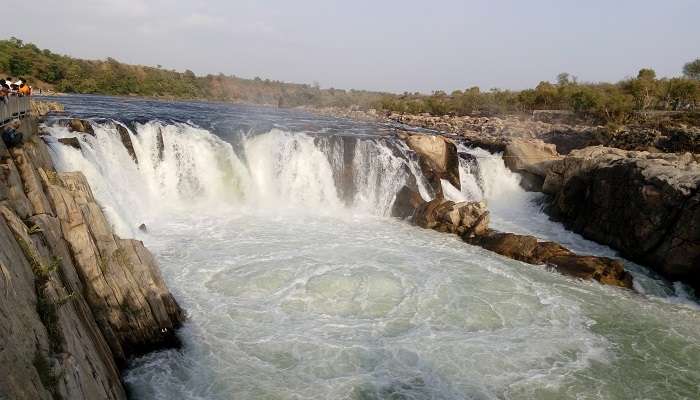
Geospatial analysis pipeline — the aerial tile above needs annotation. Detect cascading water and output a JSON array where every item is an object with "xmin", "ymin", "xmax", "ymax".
[{"xmin": 41, "ymin": 97, "xmax": 700, "ymax": 400}]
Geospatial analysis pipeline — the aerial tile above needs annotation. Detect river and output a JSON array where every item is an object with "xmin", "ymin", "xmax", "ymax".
[{"xmin": 40, "ymin": 95, "xmax": 699, "ymax": 400}]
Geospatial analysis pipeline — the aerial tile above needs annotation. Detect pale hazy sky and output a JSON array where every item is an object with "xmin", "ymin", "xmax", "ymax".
[{"xmin": 3, "ymin": 0, "xmax": 700, "ymax": 93}]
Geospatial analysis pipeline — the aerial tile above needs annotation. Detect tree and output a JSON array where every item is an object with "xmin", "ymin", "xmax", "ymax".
[
  {"xmin": 8, "ymin": 55, "xmax": 32, "ymax": 76},
  {"xmin": 664, "ymin": 78, "xmax": 699, "ymax": 110},
  {"xmin": 569, "ymin": 87, "xmax": 599, "ymax": 114},
  {"xmin": 683, "ymin": 59, "xmax": 700, "ymax": 80},
  {"xmin": 557, "ymin": 72, "xmax": 572, "ymax": 86},
  {"xmin": 626, "ymin": 68, "xmax": 659, "ymax": 110},
  {"xmin": 534, "ymin": 81, "xmax": 559, "ymax": 109}
]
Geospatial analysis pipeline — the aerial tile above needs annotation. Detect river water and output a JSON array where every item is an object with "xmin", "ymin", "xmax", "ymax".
[{"xmin": 41, "ymin": 95, "xmax": 699, "ymax": 400}]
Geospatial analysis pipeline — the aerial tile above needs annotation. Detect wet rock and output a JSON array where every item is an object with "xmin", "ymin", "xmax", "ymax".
[
  {"xmin": 58, "ymin": 137, "xmax": 81, "ymax": 149},
  {"xmin": 543, "ymin": 146, "xmax": 700, "ymax": 291},
  {"xmin": 156, "ymin": 126, "xmax": 165, "ymax": 161},
  {"xmin": 464, "ymin": 231, "xmax": 633, "ymax": 289},
  {"xmin": 391, "ymin": 186, "xmax": 425, "ymax": 219},
  {"xmin": 413, "ymin": 198, "xmax": 490, "ymax": 236},
  {"xmin": 389, "ymin": 182, "xmax": 634, "ymax": 289},
  {"xmin": 68, "ymin": 118, "xmax": 94, "ymax": 136},
  {"xmin": 114, "ymin": 123, "xmax": 138, "ymax": 164},
  {"xmin": 404, "ymin": 134, "xmax": 461, "ymax": 196},
  {"xmin": 138, "ymin": 223, "xmax": 148, "ymax": 233}
]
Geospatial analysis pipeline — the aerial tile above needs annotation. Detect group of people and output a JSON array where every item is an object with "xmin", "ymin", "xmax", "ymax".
[
  {"xmin": 1, "ymin": 77, "xmax": 32, "ymax": 101},
  {"xmin": 1, "ymin": 77, "xmax": 30, "ymax": 147}
]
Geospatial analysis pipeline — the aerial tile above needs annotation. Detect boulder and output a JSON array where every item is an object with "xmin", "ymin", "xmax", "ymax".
[
  {"xmin": 68, "ymin": 118, "xmax": 94, "ymax": 136},
  {"xmin": 30, "ymin": 100, "xmax": 65, "ymax": 117},
  {"xmin": 404, "ymin": 134, "xmax": 460, "ymax": 196},
  {"xmin": 543, "ymin": 146, "xmax": 700, "ymax": 291},
  {"xmin": 465, "ymin": 231, "xmax": 633, "ymax": 289},
  {"xmin": 503, "ymin": 138, "xmax": 561, "ymax": 191},
  {"xmin": 114, "ymin": 123, "xmax": 138, "ymax": 163},
  {"xmin": 391, "ymin": 186, "xmax": 425, "ymax": 219},
  {"xmin": 389, "ymin": 181, "xmax": 633, "ymax": 289},
  {"xmin": 414, "ymin": 198, "xmax": 490, "ymax": 236},
  {"xmin": 58, "ymin": 137, "xmax": 81, "ymax": 150}
]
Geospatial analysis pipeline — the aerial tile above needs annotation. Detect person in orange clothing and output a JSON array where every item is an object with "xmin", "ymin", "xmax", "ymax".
[{"xmin": 18, "ymin": 82, "xmax": 31, "ymax": 96}]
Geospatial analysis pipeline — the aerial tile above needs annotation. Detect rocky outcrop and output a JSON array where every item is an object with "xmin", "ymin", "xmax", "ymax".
[
  {"xmin": 114, "ymin": 123, "xmax": 138, "ymax": 163},
  {"xmin": 413, "ymin": 198, "xmax": 490, "ymax": 237},
  {"xmin": 68, "ymin": 119, "xmax": 94, "ymax": 136},
  {"xmin": 400, "ymin": 133, "xmax": 460, "ymax": 196},
  {"xmin": 58, "ymin": 137, "xmax": 81, "ymax": 150},
  {"xmin": 391, "ymin": 185, "xmax": 426, "ymax": 219},
  {"xmin": 544, "ymin": 146, "xmax": 700, "ymax": 290},
  {"xmin": 503, "ymin": 139, "xmax": 562, "ymax": 191},
  {"xmin": 464, "ymin": 231, "xmax": 633, "ymax": 288},
  {"xmin": 30, "ymin": 100, "xmax": 65, "ymax": 117},
  {"xmin": 391, "ymin": 186, "xmax": 633, "ymax": 288},
  {"xmin": 0, "ymin": 120, "xmax": 184, "ymax": 400}
]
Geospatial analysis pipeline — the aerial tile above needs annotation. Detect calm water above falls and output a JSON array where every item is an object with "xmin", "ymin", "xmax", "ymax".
[{"xmin": 43, "ymin": 95, "xmax": 700, "ymax": 399}]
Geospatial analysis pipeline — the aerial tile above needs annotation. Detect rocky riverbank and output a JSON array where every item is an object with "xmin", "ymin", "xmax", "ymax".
[
  {"xmin": 1, "ymin": 112, "xmax": 184, "ymax": 399},
  {"xmin": 391, "ymin": 133, "xmax": 634, "ymax": 289},
  {"xmin": 316, "ymin": 107, "xmax": 699, "ymax": 293},
  {"xmin": 543, "ymin": 147, "xmax": 700, "ymax": 292},
  {"xmin": 313, "ymin": 107, "xmax": 700, "ymax": 155}
]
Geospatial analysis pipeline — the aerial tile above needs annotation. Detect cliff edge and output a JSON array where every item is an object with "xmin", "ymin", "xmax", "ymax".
[{"xmin": 0, "ymin": 115, "xmax": 185, "ymax": 400}]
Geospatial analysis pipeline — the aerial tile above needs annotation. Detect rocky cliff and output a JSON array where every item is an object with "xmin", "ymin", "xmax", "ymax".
[
  {"xmin": 0, "ymin": 118, "xmax": 185, "ymax": 400},
  {"xmin": 543, "ymin": 146, "xmax": 700, "ymax": 291},
  {"xmin": 391, "ymin": 135, "xmax": 634, "ymax": 290}
]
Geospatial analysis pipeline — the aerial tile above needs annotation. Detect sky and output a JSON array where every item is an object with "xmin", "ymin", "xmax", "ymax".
[{"xmin": 2, "ymin": 0, "xmax": 700, "ymax": 93}]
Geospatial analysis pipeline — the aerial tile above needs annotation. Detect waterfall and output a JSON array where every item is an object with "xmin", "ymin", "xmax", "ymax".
[
  {"xmin": 43, "ymin": 117, "xmax": 691, "ymax": 299},
  {"xmin": 44, "ymin": 120, "xmax": 440, "ymax": 236}
]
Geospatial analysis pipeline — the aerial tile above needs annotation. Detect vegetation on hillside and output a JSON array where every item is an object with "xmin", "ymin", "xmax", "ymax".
[
  {"xmin": 1, "ymin": 37, "xmax": 698, "ymax": 125},
  {"xmin": 0, "ymin": 37, "xmax": 383, "ymax": 108}
]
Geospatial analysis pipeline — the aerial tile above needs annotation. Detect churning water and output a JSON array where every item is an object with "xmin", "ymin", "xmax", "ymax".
[{"xmin": 42, "ymin": 96, "xmax": 699, "ymax": 399}]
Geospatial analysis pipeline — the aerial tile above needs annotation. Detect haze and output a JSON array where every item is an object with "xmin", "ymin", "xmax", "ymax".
[{"xmin": 3, "ymin": 0, "xmax": 700, "ymax": 93}]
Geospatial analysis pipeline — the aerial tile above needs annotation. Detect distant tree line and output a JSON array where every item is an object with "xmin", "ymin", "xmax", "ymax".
[
  {"xmin": 0, "ymin": 37, "xmax": 383, "ymax": 108},
  {"xmin": 1, "ymin": 37, "xmax": 699, "ymax": 125},
  {"xmin": 378, "ymin": 66, "xmax": 700, "ymax": 124}
]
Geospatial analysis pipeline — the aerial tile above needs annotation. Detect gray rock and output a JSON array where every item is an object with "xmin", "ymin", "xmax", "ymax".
[{"xmin": 544, "ymin": 146, "xmax": 700, "ymax": 291}]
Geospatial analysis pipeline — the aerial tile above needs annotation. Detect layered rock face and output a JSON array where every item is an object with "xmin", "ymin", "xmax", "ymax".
[
  {"xmin": 392, "ymin": 186, "xmax": 633, "ymax": 289},
  {"xmin": 544, "ymin": 146, "xmax": 700, "ymax": 291},
  {"xmin": 1, "ymin": 120, "xmax": 184, "ymax": 400}
]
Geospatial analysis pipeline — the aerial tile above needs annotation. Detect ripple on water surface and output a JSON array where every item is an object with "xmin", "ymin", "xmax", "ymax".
[{"xmin": 123, "ymin": 211, "xmax": 700, "ymax": 400}]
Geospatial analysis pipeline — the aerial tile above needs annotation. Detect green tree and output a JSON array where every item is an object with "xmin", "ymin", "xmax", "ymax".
[
  {"xmin": 625, "ymin": 68, "xmax": 659, "ymax": 110},
  {"xmin": 595, "ymin": 88, "xmax": 634, "ymax": 124},
  {"xmin": 534, "ymin": 81, "xmax": 559, "ymax": 109},
  {"xmin": 569, "ymin": 87, "xmax": 599, "ymax": 114},
  {"xmin": 683, "ymin": 59, "xmax": 700, "ymax": 80},
  {"xmin": 8, "ymin": 55, "xmax": 33, "ymax": 76}
]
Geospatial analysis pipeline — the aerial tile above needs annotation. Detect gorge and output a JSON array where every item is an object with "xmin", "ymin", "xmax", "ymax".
[{"xmin": 1, "ymin": 95, "xmax": 699, "ymax": 400}]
